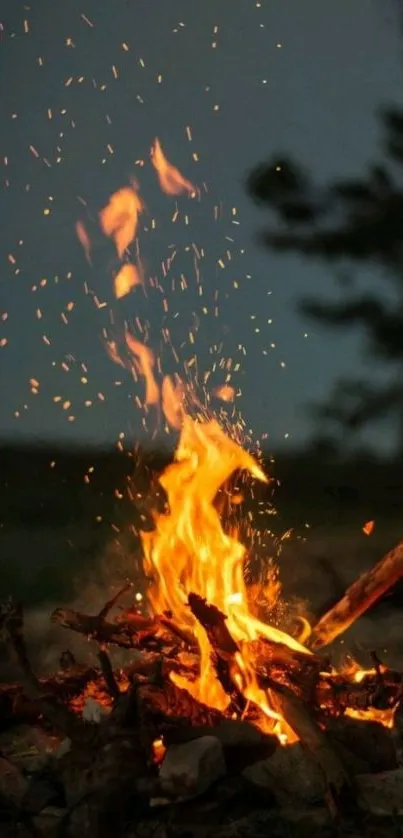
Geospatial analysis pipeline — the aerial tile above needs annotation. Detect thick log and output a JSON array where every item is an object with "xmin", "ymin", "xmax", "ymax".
[
  {"xmin": 0, "ymin": 666, "xmax": 101, "ymax": 728},
  {"xmin": 317, "ymin": 669, "xmax": 402, "ymax": 716},
  {"xmin": 187, "ymin": 593, "xmax": 358, "ymax": 817},
  {"xmin": 309, "ymin": 539, "xmax": 403, "ymax": 650}
]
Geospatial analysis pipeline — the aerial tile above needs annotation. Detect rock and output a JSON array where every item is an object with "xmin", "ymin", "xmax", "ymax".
[
  {"xmin": 53, "ymin": 737, "xmax": 71, "ymax": 758},
  {"xmin": 159, "ymin": 736, "xmax": 226, "ymax": 799},
  {"xmin": 22, "ymin": 766, "xmax": 65, "ymax": 814},
  {"xmin": 33, "ymin": 806, "xmax": 67, "ymax": 837},
  {"xmin": 327, "ymin": 718, "xmax": 397, "ymax": 773},
  {"xmin": 212, "ymin": 808, "xmax": 330, "ymax": 838},
  {"xmin": 164, "ymin": 719, "xmax": 277, "ymax": 773},
  {"xmin": 357, "ymin": 767, "xmax": 403, "ymax": 815},
  {"xmin": 82, "ymin": 696, "xmax": 110, "ymax": 723},
  {"xmin": 0, "ymin": 756, "xmax": 28, "ymax": 804},
  {"xmin": 243, "ymin": 742, "xmax": 324, "ymax": 806},
  {"xmin": 0, "ymin": 725, "xmax": 62, "ymax": 773}
]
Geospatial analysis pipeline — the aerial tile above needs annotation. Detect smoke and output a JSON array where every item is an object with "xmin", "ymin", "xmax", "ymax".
[{"xmin": 0, "ymin": 530, "xmax": 145, "ymax": 680}]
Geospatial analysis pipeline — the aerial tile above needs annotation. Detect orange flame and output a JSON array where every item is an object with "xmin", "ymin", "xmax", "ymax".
[
  {"xmin": 125, "ymin": 330, "xmax": 160, "ymax": 406},
  {"xmin": 213, "ymin": 385, "xmax": 235, "ymax": 403},
  {"xmin": 114, "ymin": 263, "xmax": 142, "ymax": 298},
  {"xmin": 141, "ymin": 414, "xmax": 311, "ymax": 728},
  {"xmin": 99, "ymin": 186, "xmax": 143, "ymax": 257},
  {"xmin": 161, "ymin": 375, "xmax": 184, "ymax": 429},
  {"xmin": 75, "ymin": 221, "xmax": 92, "ymax": 263},
  {"xmin": 362, "ymin": 520, "xmax": 375, "ymax": 536},
  {"xmin": 150, "ymin": 138, "xmax": 198, "ymax": 196}
]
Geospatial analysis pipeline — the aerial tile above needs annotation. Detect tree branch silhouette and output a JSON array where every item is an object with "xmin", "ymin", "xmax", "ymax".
[{"xmin": 247, "ymin": 104, "xmax": 403, "ymax": 448}]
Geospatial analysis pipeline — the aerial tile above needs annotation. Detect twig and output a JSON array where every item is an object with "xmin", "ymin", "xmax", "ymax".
[
  {"xmin": 97, "ymin": 581, "xmax": 133, "ymax": 620},
  {"xmin": 97, "ymin": 646, "xmax": 121, "ymax": 701},
  {"xmin": 0, "ymin": 599, "xmax": 86, "ymax": 742}
]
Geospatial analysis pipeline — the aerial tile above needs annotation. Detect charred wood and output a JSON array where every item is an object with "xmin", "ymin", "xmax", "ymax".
[{"xmin": 309, "ymin": 539, "xmax": 403, "ymax": 650}]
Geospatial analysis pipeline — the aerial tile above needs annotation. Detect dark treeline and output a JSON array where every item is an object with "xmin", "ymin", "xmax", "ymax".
[
  {"xmin": 247, "ymin": 100, "xmax": 403, "ymax": 452},
  {"xmin": 1, "ymin": 442, "xmax": 403, "ymax": 530}
]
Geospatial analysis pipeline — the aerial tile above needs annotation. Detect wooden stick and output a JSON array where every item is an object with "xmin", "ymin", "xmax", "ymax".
[
  {"xmin": 51, "ymin": 604, "xmax": 197, "ymax": 653},
  {"xmin": 309, "ymin": 539, "xmax": 403, "ymax": 650},
  {"xmin": 97, "ymin": 647, "xmax": 121, "ymax": 701},
  {"xmin": 51, "ymin": 605, "xmax": 161, "ymax": 649},
  {"xmin": 187, "ymin": 594, "xmax": 356, "ymax": 817},
  {"xmin": 0, "ymin": 599, "xmax": 86, "ymax": 741}
]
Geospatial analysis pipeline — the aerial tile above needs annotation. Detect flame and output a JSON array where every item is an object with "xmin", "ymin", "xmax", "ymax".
[
  {"xmin": 125, "ymin": 330, "xmax": 160, "ymax": 406},
  {"xmin": 99, "ymin": 186, "xmax": 143, "ymax": 257},
  {"xmin": 114, "ymin": 263, "xmax": 142, "ymax": 298},
  {"xmin": 345, "ymin": 707, "xmax": 395, "ymax": 728},
  {"xmin": 152, "ymin": 737, "xmax": 166, "ymax": 764},
  {"xmin": 141, "ymin": 413, "xmax": 311, "ymax": 729},
  {"xmin": 213, "ymin": 385, "xmax": 235, "ymax": 403},
  {"xmin": 150, "ymin": 138, "xmax": 198, "ymax": 196},
  {"xmin": 362, "ymin": 520, "xmax": 375, "ymax": 536},
  {"xmin": 75, "ymin": 221, "xmax": 92, "ymax": 262},
  {"xmin": 161, "ymin": 375, "xmax": 185, "ymax": 429}
]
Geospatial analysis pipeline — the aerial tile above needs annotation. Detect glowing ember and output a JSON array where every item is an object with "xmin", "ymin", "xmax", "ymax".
[
  {"xmin": 150, "ymin": 138, "xmax": 198, "ymax": 196},
  {"xmin": 213, "ymin": 385, "xmax": 235, "ymax": 403},
  {"xmin": 152, "ymin": 737, "xmax": 166, "ymax": 764}
]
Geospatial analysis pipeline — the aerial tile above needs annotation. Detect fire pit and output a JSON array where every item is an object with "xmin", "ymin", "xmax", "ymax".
[
  {"xmin": 2, "ymin": 148, "xmax": 403, "ymax": 837},
  {"xmin": 2, "ymin": 423, "xmax": 403, "ymax": 837}
]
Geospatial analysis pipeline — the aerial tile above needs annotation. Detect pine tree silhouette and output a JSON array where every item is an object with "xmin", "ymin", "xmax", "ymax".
[{"xmin": 247, "ymin": 106, "xmax": 403, "ymax": 448}]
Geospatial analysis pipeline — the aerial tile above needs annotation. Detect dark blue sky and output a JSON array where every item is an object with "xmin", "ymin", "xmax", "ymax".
[{"xmin": 1, "ymin": 0, "xmax": 402, "ymax": 451}]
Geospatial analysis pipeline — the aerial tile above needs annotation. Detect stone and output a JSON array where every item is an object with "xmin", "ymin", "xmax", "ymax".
[
  {"xmin": 243, "ymin": 742, "xmax": 324, "ymax": 806},
  {"xmin": 327, "ymin": 717, "xmax": 397, "ymax": 773},
  {"xmin": 159, "ymin": 735, "xmax": 226, "ymax": 799},
  {"xmin": 0, "ymin": 756, "xmax": 28, "ymax": 804},
  {"xmin": 0, "ymin": 725, "xmax": 62, "ymax": 773},
  {"xmin": 22, "ymin": 766, "xmax": 65, "ymax": 814},
  {"xmin": 82, "ymin": 696, "xmax": 110, "ymax": 723},
  {"xmin": 357, "ymin": 767, "xmax": 403, "ymax": 815},
  {"xmin": 33, "ymin": 806, "xmax": 67, "ymax": 837},
  {"xmin": 165, "ymin": 719, "xmax": 277, "ymax": 773}
]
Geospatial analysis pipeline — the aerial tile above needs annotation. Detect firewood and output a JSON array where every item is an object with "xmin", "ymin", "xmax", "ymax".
[
  {"xmin": 309, "ymin": 539, "xmax": 403, "ymax": 650},
  {"xmin": 187, "ymin": 593, "xmax": 358, "ymax": 817},
  {"xmin": 0, "ymin": 666, "xmax": 100, "ymax": 728},
  {"xmin": 51, "ymin": 602, "xmax": 197, "ymax": 655},
  {"xmin": 317, "ymin": 669, "xmax": 402, "ymax": 716},
  {"xmin": 0, "ymin": 600, "xmax": 87, "ymax": 743},
  {"xmin": 51, "ymin": 605, "xmax": 163, "ymax": 649},
  {"xmin": 97, "ymin": 647, "xmax": 121, "ymax": 701}
]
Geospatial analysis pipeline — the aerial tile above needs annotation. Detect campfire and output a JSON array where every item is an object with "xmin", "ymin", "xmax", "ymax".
[{"xmin": 2, "ymin": 145, "xmax": 403, "ymax": 837}]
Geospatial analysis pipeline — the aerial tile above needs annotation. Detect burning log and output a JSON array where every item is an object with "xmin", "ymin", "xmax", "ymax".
[
  {"xmin": 0, "ymin": 666, "xmax": 100, "ymax": 729},
  {"xmin": 51, "ymin": 603, "xmax": 196, "ymax": 654},
  {"xmin": 309, "ymin": 539, "xmax": 403, "ymax": 650},
  {"xmin": 0, "ymin": 600, "xmax": 87, "ymax": 742},
  {"xmin": 188, "ymin": 593, "xmax": 357, "ymax": 817}
]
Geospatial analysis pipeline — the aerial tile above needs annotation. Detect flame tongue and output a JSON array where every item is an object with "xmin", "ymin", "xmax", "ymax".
[{"xmin": 141, "ymin": 415, "xmax": 308, "ymax": 719}]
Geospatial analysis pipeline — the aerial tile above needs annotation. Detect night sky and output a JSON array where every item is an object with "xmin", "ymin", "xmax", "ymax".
[{"xmin": 1, "ymin": 0, "xmax": 402, "ymax": 452}]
